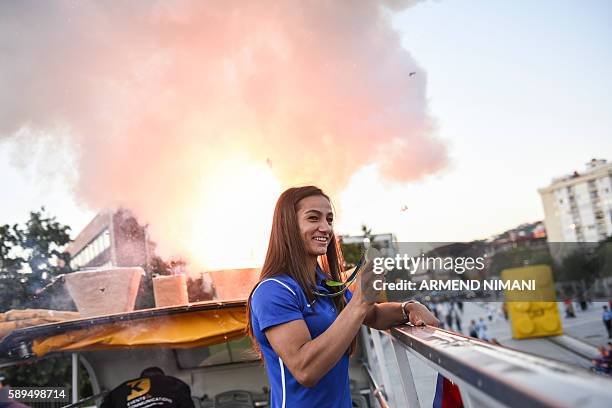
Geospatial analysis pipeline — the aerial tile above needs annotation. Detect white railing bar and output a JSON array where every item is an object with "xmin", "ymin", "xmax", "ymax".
[
  {"xmin": 71, "ymin": 352, "xmax": 78, "ymax": 404},
  {"xmin": 370, "ymin": 328, "xmax": 395, "ymax": 405},
  {"xmin": 387, "ymin": 325, "xmax": 612, "ymax": 408},
  {"xmin": 390, "ymin": 337, "xmax": 420, "ymax": 408}
]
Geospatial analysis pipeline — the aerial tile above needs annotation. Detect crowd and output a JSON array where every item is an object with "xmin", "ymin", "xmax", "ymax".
[{"xmin": 425, "ymin": 300, "xmax": 500, "ymax": 342}]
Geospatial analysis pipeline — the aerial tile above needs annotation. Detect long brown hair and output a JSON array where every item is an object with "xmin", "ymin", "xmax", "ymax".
[{"xmin": 246, "ymin": 186, "xmax": 353, "ymax": 356}]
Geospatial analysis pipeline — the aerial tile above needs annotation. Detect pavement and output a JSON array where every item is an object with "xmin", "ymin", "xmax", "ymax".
[
  {"xmin": 454, "ymin": 301, "xmax": 611, "ymax": 368},
  {"xmin": 560, "ymin": 302, "xmax": 611, "ymax": 346}
]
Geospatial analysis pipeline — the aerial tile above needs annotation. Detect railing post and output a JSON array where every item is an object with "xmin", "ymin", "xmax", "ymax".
[
  {"xmin": 391, "ymin": 337, "xmax": 421, "ymax": 408},
  {"xmin": 370, "ymin": 329, "xmax": 395, "ymax": 405},
  {"xmin": 78, "ymin": 354, "xmax": 101, "ymax": 396},
  {"xmin": 71, "ymin": 352, "xmax": 79, "ymax": 404}
]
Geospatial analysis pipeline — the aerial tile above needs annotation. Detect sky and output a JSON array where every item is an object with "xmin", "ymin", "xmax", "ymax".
[
  {"xmin": 339, "ymin": 0, "xmax": 612, "ymax": 241},
  {"xmin": 1, "ymin": 0, "xmax": 611, "ymax": 266}
]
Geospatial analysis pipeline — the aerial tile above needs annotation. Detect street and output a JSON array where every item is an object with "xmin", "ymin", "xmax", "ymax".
[{"xmin": 453, "ymin": 301, "xmax": 611, "ymax": 368}]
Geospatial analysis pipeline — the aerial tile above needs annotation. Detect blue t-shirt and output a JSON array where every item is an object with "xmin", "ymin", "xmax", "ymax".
[{"xmin": 250, "ymin": 266, "xmax": 353, "ymax": 408}]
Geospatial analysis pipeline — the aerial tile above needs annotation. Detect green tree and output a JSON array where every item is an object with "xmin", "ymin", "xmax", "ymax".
[
  {"xmin": 487, "ymin": 246, "xmax": 552, "ymax": 278},
  {"xmin": 1, "ymin": 209, "xmax": 91, "ymax": 397},
  {"xmin": 0, "ymin": 208, "xmax": 72, "ymax": 311},
  {"xmin": 340, "ymin": 224, "xmax": 374, "ymax": 267},
  {"xmin": 4, "ymin": 356, "xmax": 92, "ymax": 398},
  {"xmin": 555, "ymin": 240, "xmax": 611, "ymax": 283},
  {"xmin": 341, "ymin": 242, "xmax": 363, "ymax": 267}
]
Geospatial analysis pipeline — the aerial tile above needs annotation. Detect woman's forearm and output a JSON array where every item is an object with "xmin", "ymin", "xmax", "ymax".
[
  {"xmin": 295, "ymin": 298, "xmax": 368, "ymax": 387},
  {"xmin": 364, "ymin": 302, "xmax": 406, "ymax": 330},
  {"xmin": 365, "ymin": 301, "xmax": 440, "ymax": 330}
]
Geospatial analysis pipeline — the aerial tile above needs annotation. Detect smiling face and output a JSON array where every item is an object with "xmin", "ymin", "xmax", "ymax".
[{"xmin": 296, "ymin": 195, "xmax": 334, "ymax": 259}]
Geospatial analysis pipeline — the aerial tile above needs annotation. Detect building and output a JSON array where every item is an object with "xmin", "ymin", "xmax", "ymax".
[
  {"xmin": 486, "ymin": 221, "xmax": 547, "ymax": 255},
  {"xmin": 538, "ymin": 159, "xmax": 612, "ymax": 242},
  {"xmin": 67, "ymin": 208, "xmax": 151, "ymax": 270},
  {"xmin": 340, "ymin": 233, "xmax": 397, "ymax": 257},
  {"xmin": 66, "ymin": 209, "xmax": 221, "ymax": 305}
]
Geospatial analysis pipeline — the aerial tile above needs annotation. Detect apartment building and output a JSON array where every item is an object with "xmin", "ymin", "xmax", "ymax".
[{"xmin": 539, "ymin": 159, "xmax": 612, "ymax": 242}]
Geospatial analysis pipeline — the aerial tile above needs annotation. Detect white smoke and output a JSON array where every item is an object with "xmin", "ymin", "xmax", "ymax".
[{"xmin": 0, "ymin": 0, "xmax": 445, "ymax": 265}]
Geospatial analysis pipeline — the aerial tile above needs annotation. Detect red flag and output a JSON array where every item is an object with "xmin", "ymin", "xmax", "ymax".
[{"xmin": 433, "ymin": 374, "xmax": 464, "ymax": 408}]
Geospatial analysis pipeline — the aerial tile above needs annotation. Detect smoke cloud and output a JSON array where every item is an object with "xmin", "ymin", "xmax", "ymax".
[{"xmin": 1, "ymin": 0, "xmax": 446, "ymax": 266}]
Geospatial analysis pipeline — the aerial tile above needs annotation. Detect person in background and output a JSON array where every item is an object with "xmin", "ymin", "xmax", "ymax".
[
  {"xmin": 101, "ymin": 367, "xmax": 194, "ymax": 408},
  {"xmin": 445, "ymin": 302, "xmax": 453, "ymax": 329},
  {"xmin": 468, "ymin": 320, "xmax": 478, "ymax": 338},
  {"xmin": 591, "ymin": 346, "xmax": 611, "ymax": 375},
  {"xmin": 578, "ymin": 293, "xmax": 587, "ymax": 311},
  {"xmin": 450, "ymin": 302, "xmax": 462, "ymax": 333},
  {"xmin": 602, "ymin": 305, "xmax": 612, "ymax": 339},
  {"xmin": 430, "ymin": 300, "xmax": 440, "ymax": 321},
  {"xmin": 564, "ymin": 298, "xmax": 575, "ymax": 318},
  {"xmin": 436, "ymin": 302, "xmax": 446, "ymax": 329},
  {"xmin": 486, "ymin": 304, "xmax": 494, "ymax": 322},
  {"xmin": 476, "ymin": 317, "xmax": 489, "ymax": 341}
]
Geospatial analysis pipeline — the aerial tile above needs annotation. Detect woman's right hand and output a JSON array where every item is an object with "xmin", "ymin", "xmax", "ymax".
[{"xmin": 351, "ymin": 251, "xmax": 381, "ymax": 307}]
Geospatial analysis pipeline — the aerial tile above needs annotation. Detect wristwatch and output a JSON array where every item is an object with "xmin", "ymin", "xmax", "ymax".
[{"xmin": 401, "ymin": 300, "xmax": 421, "ymax": 322}]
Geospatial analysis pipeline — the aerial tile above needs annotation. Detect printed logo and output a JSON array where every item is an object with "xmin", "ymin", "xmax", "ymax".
[{"xmin": 126, "ymin": 378, "xmax": 150, "ymax": 401}]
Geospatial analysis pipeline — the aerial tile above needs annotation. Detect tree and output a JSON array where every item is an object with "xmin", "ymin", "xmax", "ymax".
[
  {"xmin": 487, "ymin": 246, "xmax": 552, "ymax": 278},
  {"xmin": 555, "ymin": 240, "xmax": 611, "ymax": 284},
  {"xmin": 341, "ymin": 242, "xmax": 363, "ymax": 268},
  {"xmin": 1, "ymin": 209, "xmax": 91, "ymax": 397},
  {"xmin": 0, "ymin": 208, "xmax": 72, "ymax": 311},
  {"xmin": 340, "ymin": 224, "xmax": 374, "ymax": 267}
]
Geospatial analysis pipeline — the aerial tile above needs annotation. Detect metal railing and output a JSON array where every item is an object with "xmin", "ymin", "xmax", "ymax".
[
  {"xmin": 362, "ymin": 325, "xmax": 612, "ymax": 408},
  {"xmin": 362, "ymin": 361, "xmax": 389, "ymax": 408}
]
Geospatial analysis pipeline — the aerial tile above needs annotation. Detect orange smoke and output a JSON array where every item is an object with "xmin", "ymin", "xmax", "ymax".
[{"xmin": 1, "ymin": 1, "xmax": 446, "ymax": 269}]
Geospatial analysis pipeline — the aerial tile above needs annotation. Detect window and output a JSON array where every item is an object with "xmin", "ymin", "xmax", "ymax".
[
  {"xmin": 102, "ymin": 230, "xmax": 110, "ymax": 249},
  {"xmin": 176, "ymin": 337, "xmax": 258, "ymax": 368},
  {"xmin": 71, "ymin": 228, "xmax": 111, "ymax": 270}
]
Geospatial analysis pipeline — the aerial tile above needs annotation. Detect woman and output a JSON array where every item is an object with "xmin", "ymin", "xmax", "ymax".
[{"xmin": 247, "ymin": 186, "xmax": 438, "ymax": 407}]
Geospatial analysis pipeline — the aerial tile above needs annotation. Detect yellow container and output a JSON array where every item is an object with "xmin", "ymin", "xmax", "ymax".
[{"xmin": 501, "ymin": 265, "xmax": 563, "ymax": 339}]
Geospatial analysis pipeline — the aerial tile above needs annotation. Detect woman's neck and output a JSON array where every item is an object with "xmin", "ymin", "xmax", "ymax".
[{"xmin": 305, "ymin": 255, "xmax": 318, "ymax": 277}]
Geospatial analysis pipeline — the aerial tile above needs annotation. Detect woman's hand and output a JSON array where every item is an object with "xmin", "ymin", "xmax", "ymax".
[
  {"xmin": 350, "ymin": 254, "xmax": 380, "ymax": 308},
  {"xmin": 406, "ymin": 302, "xmax": 440, "ymax": 327}
]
